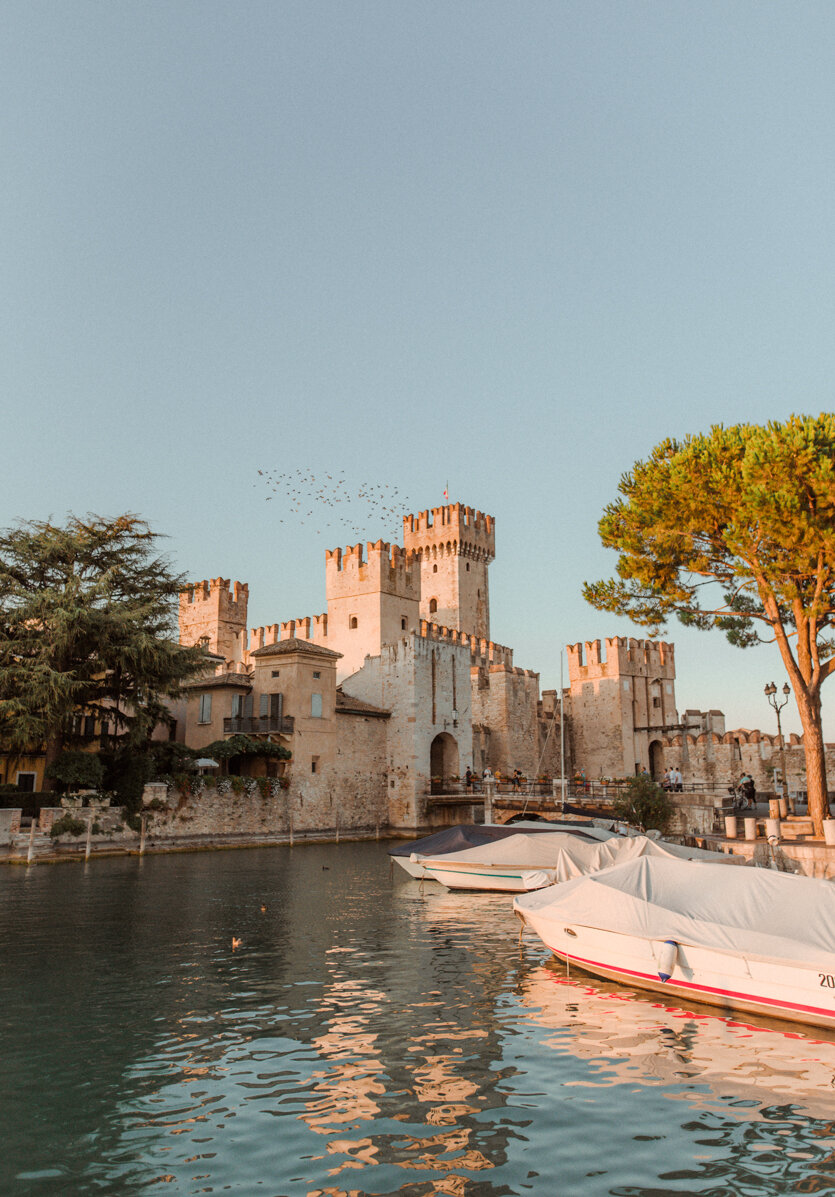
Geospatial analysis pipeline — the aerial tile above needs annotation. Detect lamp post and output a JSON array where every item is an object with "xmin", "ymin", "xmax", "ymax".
[{"xmin": 764, "ymin": 682, "xmax": 791, "ymax": 814}]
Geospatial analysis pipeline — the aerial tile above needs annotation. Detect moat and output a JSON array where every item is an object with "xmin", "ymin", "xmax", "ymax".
[{"xmin": 3, "ymin": 841, "xmax": 834, "ymax": 1196}]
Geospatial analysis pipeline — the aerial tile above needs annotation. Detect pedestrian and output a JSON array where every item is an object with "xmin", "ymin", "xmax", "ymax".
[
  {"xmin": 671, "ymin": 767, "xmax": 683, "ymax": 792},
  {"xmin": 513, "ymin": 769, "xmax": 522, "ymax": 792},
  {"xmin": 465, "ymin": 767, "xmax": 473, "ymax": 793},
  {"xmin": 662, "ymin": 768, "xmax": 672, "ymax": 791}
]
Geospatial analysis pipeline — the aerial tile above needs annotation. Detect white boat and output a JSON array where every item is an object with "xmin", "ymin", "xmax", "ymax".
[
  {"xmin": 412, "ymin": 830, "xmax": 742, "ymax": 892},
  {"xmin": 389, "ymin": 820, "xmax": 615, "ymax": 880},
  {"xmin": 514, "ymin": 856, "xmax": 835, "ymax": 1031}
]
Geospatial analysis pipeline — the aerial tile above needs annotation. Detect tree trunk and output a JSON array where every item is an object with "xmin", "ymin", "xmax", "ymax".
[
  {"xmin": 794, "ymin": 692, "xmax": 830, "ymax": 836},
  {"xmin": 42, "ymin": 731, "xmax": 64, "ymax": 793}
]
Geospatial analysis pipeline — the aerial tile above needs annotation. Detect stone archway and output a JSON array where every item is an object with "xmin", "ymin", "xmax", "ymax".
[
  {"xmin": 430, "ymin": 732, "xmax": 458, "ymax": 790},
  {"xmin": 649, "ymin": 739, "xmax": 664, "ymax": 781}
]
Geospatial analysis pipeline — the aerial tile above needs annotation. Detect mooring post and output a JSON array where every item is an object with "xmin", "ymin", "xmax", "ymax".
[
  {"xmin": 85, "ymin": 817, "xmax": 93, "ymax": 861},
  {"xmin": 139, "ymin": 814, "xmax": 146, "ymax": 856},
  {"xmin": 26, "ymin": 819, "xmax": 36, "ymax": 865}
]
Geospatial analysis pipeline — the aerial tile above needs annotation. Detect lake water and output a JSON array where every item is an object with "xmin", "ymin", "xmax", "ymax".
[{"xmin": 2, "ymin": 841, "xmax": 834, "ymax": 1196}]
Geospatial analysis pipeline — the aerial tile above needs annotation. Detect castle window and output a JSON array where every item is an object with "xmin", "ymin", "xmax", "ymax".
[
  {"xmin": 653, "ymin": 697, "xmax": 661, "ymax": 708},
  {"xmin": 313, "ymin": 671, "xmax": 321, "ymax": 679},
  {"xmin": 350, "ymin": 616, "xmax": 358, "ymax": 629},
  {"xmin": 429, "ymin": 599, "xmax": 438, "ymax": 614},
  {"xmin": 311, "ymin": 693, "xmax": 323, "ymax": 718},
  {"xmin": 401, "ymin": 617, "xmax": 407, "ymax": 630},
  {"xmin": 311, "ymin": 756, "xmax": 319, "ymax": 774},
  {"xmin": 198, "ymin": 694, "xmax": 212, "ymax": 724},
  {"xmin": 272, "ymin": 670, "xmax": 280, "ymax": 677},
  {"xmin": 466, "ymin": 563, "xmax": 470, "ymax": 571},
  {"xmin": 433, "ymin": 564, "xmax": 438, "ymax": 573}
]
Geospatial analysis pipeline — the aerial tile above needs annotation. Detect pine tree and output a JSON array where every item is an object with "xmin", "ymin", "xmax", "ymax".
[
  {"xmin": 583, "ymin": 415, "xmax": 835, "ymax": 835},
  {"xmin": 0, "ymin": 513, "xmax": 208, "ymax": 789}
]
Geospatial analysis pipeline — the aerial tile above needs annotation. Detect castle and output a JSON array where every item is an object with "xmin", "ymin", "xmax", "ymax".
[
  {"xmin": 177, "ymin": 504, "xmax": 559, "ymax": 831},
  {"xmin": 174, "ymin": 500, "xmax": 812, "ymax": 832}
]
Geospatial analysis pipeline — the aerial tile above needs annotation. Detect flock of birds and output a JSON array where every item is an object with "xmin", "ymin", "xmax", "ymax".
[{"xmin": 255, "ymin": 467, "xmax": 426, "ymax": 542}]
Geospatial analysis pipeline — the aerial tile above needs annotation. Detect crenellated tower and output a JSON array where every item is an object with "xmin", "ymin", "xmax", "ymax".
[
  {"xmin": 566, "ymin": 637, "xmax": 678, "ymax": 778},
  {"xmin": 324, "ymin": 540, "xmax": 421, "ymax": 679},
  {"xmin": 179, "ymin": 578, "xmax": 249, "ymax": 667},
  {"xmin": 403, "ymin": 504, "xmax": 495, "ymax": 640}
]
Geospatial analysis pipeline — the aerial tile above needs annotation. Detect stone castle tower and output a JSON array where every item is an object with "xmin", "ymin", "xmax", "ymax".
[
  {"xmin": 324, "ymin": 540, "xmax": 421, "ymax": 679},
  {"xmin": 179, "ymin": 578, "xmax": 248, "ymax": 667},
  {"xmin": 566, "ymin": 637, "xmax": 677, "ymax": 779},
  {"xmin": 403, "ymin": 504, "xmax": 495, "ymax": 640}
]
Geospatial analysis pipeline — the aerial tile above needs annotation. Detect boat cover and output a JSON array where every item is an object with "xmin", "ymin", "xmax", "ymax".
[
  {"xmin": 388, "ymin": 821, "xmax": 608, "ymax": 859},
  {"xmin": 415, "ymin": 831, "xmax": 743, "ymax": 875},
  {"xmin": 515, "ymin": 856, "xmax": 835, "ymax": 966}
]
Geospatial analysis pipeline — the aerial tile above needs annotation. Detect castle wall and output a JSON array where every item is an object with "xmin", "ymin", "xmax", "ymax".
[
  {"xmin": 660, "ymin": 730, "xmax": 816, "ymax": 795},
  {"xmin": 470, "ymin": 666, "xmax": 540, "ymax": 777},
  {"xmin": 342, "ymin": 633, "xmax": 473, "ymax": 830}
]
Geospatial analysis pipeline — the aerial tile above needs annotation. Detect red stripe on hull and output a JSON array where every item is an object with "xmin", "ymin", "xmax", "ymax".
[{"xmin": 549, "ymin": 944, "xmax": 835, "ymax": 1028}]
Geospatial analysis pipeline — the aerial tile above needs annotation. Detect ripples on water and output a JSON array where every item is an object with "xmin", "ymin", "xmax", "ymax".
[{"xmin": 1, "ymin": 843, "xmax": 834, "ymax": 1196}]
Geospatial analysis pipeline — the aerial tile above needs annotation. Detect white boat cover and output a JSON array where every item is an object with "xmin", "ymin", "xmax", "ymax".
[
  {"xmin": 389, "ymin": 820, "xmax": 611, "ymax": 860},
  {"xmin": 515, "ymin": 856, "xmax": 835, "ymax": 967},
  {"xmin": 415, "ymin": 831, "xmax": 743, "ymax": 878}
]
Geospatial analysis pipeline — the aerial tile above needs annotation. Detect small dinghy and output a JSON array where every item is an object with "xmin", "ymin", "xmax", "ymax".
[{"xmin": 514, "ymin": 856, "xmax": 835, "ymax": 1030}]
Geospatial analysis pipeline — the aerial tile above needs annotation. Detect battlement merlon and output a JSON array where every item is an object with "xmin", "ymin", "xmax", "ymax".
[
  {"xmin": 325, "ymin": 540, "xmax": 420, "ymax": 600},
  {"xmin": 403, "ymin": 504, "xmax": 496, "ymax": 560},
  {"xmin": 180, "ymin": 578, "xmax": 249, "ymax": 611},
  {"xmin": 418, "ymin": 620, "xmax": 514, "ymax": 668},
  {"xmin": 567, "ymin": 637, "xmax": 675, "ymax": 681}
]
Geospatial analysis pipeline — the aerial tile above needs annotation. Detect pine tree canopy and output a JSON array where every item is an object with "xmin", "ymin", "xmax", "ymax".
[
  {"xmin": 583, "ymin": 414, "xmax": 835, "ymax": 831},
  {"xmin": 0, "ymin": 513, "xmax": 208, "ymax": 758}
]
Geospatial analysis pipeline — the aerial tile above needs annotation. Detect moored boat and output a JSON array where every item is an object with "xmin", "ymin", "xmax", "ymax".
[
  {"xmin": 412, "ymin": 830, "xmax": 743, "ymax": 892},
  {"xmin": 389, "ymin": 819, "xmax": 615, "ymax": 879},
  {"xmin": 514, "ymin": 856, "xmax": 835, "ymax": 1030}
]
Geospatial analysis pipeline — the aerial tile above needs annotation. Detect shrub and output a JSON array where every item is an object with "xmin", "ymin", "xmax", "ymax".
[
  {"xmin": 49, "ymin": 814, "xmax": 87, "ymax": 838},
  {"xmin": 45, "ymin": 750, "xmax": 104, "ymax": 793},
  {"xmin": 612, "ymin": 775, "xmax": 673, "ymax": 834}
]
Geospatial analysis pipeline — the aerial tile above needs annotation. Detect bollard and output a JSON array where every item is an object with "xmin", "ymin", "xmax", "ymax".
[
  {"xmin": 778, "ymin": 796, "xmax": 788, "ymax": 819},
  {"xmin": 823, "ymin": 819, "xmax": 835, "ymax": 847},
  {"xmin": 766, "ymin": 817, "xmax": 781, "ymax": 840},
  {"xmin": 139, "ymin": 814, "xmax": 147, "ymax": 856},
  {"xmin": 27, "ymin": 819, "xmax": 36, "ymax": 864},
  {"xmin": 769, "ymin": 799, "xmax": 780, "ymax": 819},
  {"xmin": 85, "ymin": 817, "xmax": 93, "ymax": 861},
  {"xmin": 743, "ymin": 817, "xmax": 757, "ymax": 841},
  {"xmin": 724, "ymin": 815, "xmax": 738, "ymax": 840}
]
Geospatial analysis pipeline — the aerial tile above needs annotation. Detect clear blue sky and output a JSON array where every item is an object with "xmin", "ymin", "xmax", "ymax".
[{"xmin": 2, "ymin": 2, "xmax": 834, "ymax": 737}]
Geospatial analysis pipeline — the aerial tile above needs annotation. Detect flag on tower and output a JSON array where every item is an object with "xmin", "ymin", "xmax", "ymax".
[{"xmin": 443, "ymin": 482, "xmax": 449, "ymax": 500}]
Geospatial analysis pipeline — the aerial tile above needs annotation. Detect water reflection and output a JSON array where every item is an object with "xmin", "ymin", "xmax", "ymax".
[{"xmin": 2, "ymin": 844, "xmax": 835, "ymax": 1196}]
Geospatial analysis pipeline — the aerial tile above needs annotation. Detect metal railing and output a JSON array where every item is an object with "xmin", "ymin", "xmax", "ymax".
[{"xmin": 223, "ymin": 715, "xmax": 295, "ymax": 736}]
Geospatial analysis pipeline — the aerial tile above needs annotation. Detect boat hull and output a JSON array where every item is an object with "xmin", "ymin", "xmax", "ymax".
[
  {"xmin": 420, "ymin": 861, "xmax": 552, "ymax": 891},
  {"xmin": 519, "ymin": 909, "xmax": 835, "ymax": 1031}
]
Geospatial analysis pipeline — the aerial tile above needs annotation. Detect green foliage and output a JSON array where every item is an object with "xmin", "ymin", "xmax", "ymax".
[
  {"xmin": 45, "ymin": 750, "xmax": 104, "ymax": 793},
  {"xmin": 612, "ymin": 776, "xmax": 673, "ymax": 834},
  {"xmin": 583, "ymin": 416, "xmax": 835, "ymax": 831},
  {"xmin": 0, "ymin": 782, "xmax": 19, "ymax": 795},
  {"xmin": 0, "ymin": 513, "xmax": 210, "ymax": 772},
  {"xmin": 196, "ymin": 734, "xmax": 291, "ymax": 761},
  {"xmin": 148, "ymin": 740, "xmax": 197, "ymax": 777},
  {"xmin": 230, "ymin": 775, "xmax": 247, "ymax": 795},
  {"xmin": 100, "ymin": 746, "xmax": 153, "ymax": 817},
  {"xmin": 49, "ymin": 814, "xmax": 87, "ymax": 838}
]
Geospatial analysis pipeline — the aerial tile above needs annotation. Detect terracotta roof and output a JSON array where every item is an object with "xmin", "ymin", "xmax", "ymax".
[
  {"xmin": 335, "ymin": 688, "xmax": 390, "ymax": 718},
  {"xmin": 184, "ymin": 672, "xmax": 253, "ymax": 691},
  {"xmin": 251, "ymin": 638, "xmax": 342, "ymax": 660}
]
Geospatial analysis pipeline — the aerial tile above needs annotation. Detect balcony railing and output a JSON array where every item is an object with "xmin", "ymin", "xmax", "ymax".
[{"xmin": 223, "ymin": 715, "xmax": 295, "ymax": 736}]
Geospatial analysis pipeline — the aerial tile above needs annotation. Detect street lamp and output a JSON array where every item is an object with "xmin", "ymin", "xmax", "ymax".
[{"xmin": 764, "ymin": 681, "xmax": 791, "ymax": 813}]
